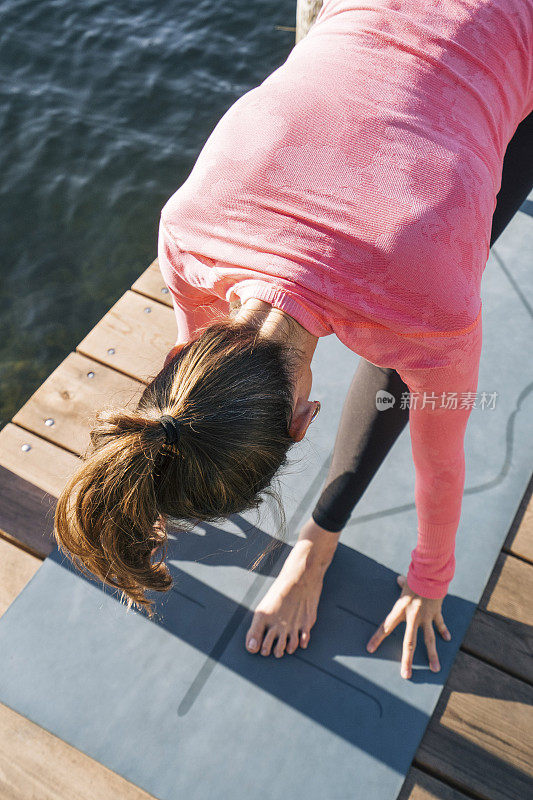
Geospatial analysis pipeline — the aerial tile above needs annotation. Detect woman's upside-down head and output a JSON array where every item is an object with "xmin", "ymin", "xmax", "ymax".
[{"xmin": 54, "ymin": 316, "xmax": 306, "ymax": 618}]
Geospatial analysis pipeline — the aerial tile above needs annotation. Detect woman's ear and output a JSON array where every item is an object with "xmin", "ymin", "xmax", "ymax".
[{"xmin": 288, "ymin": 400, "xmax": 320, "ymax": 442}]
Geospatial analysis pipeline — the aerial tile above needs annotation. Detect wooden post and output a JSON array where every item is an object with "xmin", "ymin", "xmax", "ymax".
[{"xmin": 295, "ymin": 0, "xmax": 324, "ymax": 43}]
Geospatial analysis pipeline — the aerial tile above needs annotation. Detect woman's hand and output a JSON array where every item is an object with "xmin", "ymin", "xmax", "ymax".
[{"xmin": 366, "ymin": 574, "xmax": 452, "ymax": 679}]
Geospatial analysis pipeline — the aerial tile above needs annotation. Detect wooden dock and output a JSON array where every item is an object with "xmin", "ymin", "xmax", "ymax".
[{"xmin": 0, "ymin": 256, "xmax": 531, "ymax": 799}]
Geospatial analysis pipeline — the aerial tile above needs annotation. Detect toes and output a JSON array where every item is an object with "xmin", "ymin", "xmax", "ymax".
[
  {"xmin": 246, "ymin": 612, "xmax": 267, "ymax": 653},
  {"xmin": 299, "ymin": 610, "xmax": 317, "ymax": 649},
  {"xmin": 286, "ymin": 631, "xmax": 300, "ymax": 655},
  {"xmin": 299, "ymin": 628, "xmax": 311, "ymax": 648},
  {"xmin": 261, "ymin": 628, "xmax": 277, "ymax": 656},
  {"xmin": 274, "ymin": 631, "xmax": 288, "ymax": 658}
]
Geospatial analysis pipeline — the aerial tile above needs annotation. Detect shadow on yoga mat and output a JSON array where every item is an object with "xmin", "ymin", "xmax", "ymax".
[{"xmin": 0, "ymin": 514, "xmax": 477, "ymax": 800}]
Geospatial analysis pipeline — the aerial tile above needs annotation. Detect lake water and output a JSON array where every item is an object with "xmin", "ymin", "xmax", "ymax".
[{"xmin": 0, "ymin": 0, "xmax": 297, "ymax": 426}]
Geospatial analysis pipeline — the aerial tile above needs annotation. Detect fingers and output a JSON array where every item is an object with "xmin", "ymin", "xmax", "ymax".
[
  {"xmin": 366, "ymin": 596, "xmax": 410, "ymax": 653},
  {"xmin": 401, "ymin": 614, "xmax": 419, "ymax": 679},
  {"xmin": 367, "ymin": 603, "xmax": 450, "ymax": 678},
  {"xmin": 434, "ymin": 612, "xmax": 452, "ymax": 642},
  {"xmin": 423, "ymin": 621, "xmax": 440, "ymax": 672}
]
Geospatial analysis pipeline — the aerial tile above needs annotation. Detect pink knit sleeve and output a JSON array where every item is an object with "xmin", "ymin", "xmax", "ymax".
[
  {"xmin": 166, "ymin": 283, "xmax": 229, "ymax": 346},
  {"xmin": 157, "ymin": 217, "xmax": 229, "ymax": 346},
  {"xmin": 396, "ymin": 316, "xmax": 483, "ymax": 599}
]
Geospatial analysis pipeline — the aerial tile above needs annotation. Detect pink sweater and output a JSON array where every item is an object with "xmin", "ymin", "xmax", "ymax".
[{"xmin": 157, "ymin": 0, "xmax": 533, "ymax": 598}]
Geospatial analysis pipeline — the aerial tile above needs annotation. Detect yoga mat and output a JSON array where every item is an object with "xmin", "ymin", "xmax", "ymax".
[{"xmin": 0, "ymin": 198, "xmax": 531, "ymax": 800}]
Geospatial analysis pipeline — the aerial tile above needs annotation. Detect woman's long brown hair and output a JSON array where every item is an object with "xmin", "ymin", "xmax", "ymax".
[{"xmin": 54, "ymin": 311, "xmax": 305, "ymax": 617}]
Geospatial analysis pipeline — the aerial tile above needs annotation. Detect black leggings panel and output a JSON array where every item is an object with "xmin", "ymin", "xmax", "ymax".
[{"xmin": 311, "ymin": 111, "xmax": 533, "ymax": 534}]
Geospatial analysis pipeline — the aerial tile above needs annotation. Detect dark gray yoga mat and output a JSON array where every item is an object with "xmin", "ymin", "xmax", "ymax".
[{"xmin": 0, "ymin": 201, "xmax": 531, "ymax": 800}]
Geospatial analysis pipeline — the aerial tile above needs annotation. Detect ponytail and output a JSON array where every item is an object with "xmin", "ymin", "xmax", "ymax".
[{"xmin": 54, "ymin": 409, "xmax": 173, "ymax": 617}]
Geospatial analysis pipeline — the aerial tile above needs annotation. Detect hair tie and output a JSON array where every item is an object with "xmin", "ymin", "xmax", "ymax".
[{"xmin": 159, "ymin": 414, "xmax": 182, "ymax": 446}]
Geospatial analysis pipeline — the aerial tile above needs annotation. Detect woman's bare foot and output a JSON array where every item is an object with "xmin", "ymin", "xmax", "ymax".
[{"xmin": 245, "ymin": 517, "xmax": 340, "ymax": 657}]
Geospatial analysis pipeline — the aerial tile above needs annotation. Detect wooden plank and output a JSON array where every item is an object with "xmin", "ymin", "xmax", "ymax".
[
  {"xmin": 0, "ymin": 424, "xmax": 79, "ymax": 498},
  {"xmin": 0, "ymin": 702, "xmax": 156, "ymax": 800},
  {"xmin": 0, "ymin": 464, "xmax": 56, "ymax": 557},
  {"xmin": 0, "ymin": 424, "xmax": 80, "ymax": 555},
  {"xmin": 12, "ymin": 352, "xmax": 144, "ymax": 457},
  {"xmin": 504, "ymin": 473, "xmax": 533, "ymax": 563},
  {"xmin": 131, "ymin": 258, "xmax": 173, "ymax": 307},
  {"xmin": 296, "ymin": 0, "xmax": 324, "ymax": 43},
  {"xmin": 397, "ymin": 766, "xmax": 471, "ymax": 800},
  {"xmin": 462, "ymin": 552, "xmax": 533, "ymax": 684},
  {"xmin": 0, "ymin": 537, "xmax": 42, "ymax": 618},
  {"xmin": 415, "ymin": 650, "xmax": 533, "ymax": 800},
  {"xmin": 77, "ymin": 290, "xmax": 176, "ymax": 383}
]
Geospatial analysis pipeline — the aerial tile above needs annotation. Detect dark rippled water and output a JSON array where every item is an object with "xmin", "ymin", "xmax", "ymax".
[{"xmin": 0, "ymin": 0, "xmax": 296, "ymax": 426}]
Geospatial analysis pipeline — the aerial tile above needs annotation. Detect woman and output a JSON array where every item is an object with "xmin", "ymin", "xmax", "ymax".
[{"xmin": 55, "ymin": 0, "xmax": 532, "ymax": 680}]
